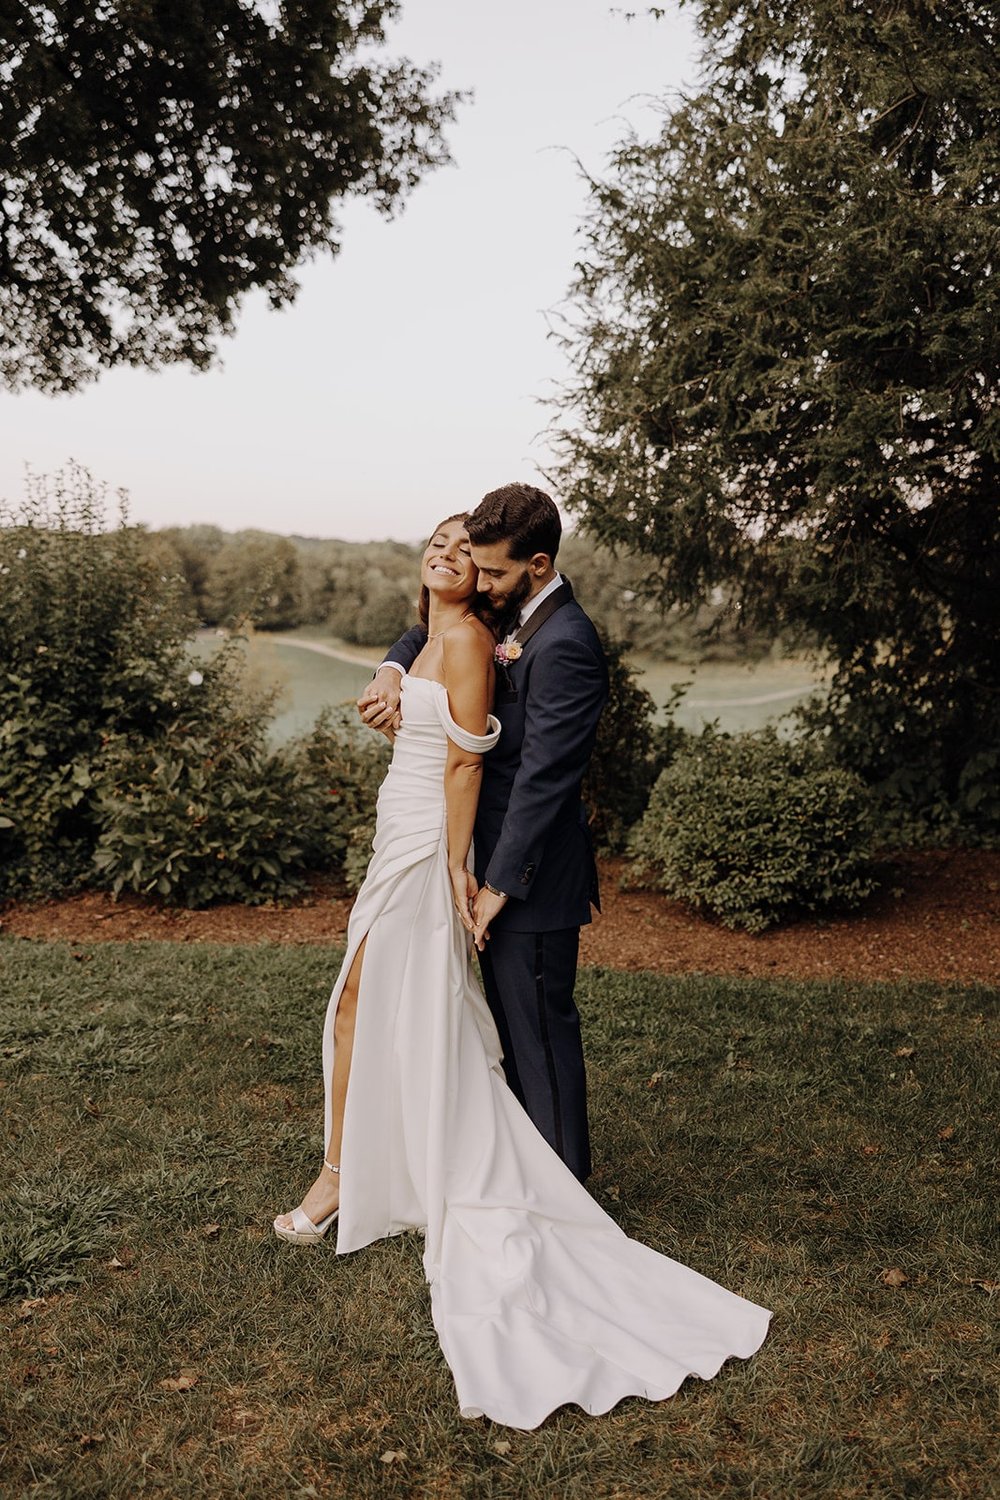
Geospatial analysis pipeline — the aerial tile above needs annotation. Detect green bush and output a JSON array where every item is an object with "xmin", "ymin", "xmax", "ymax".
[
  {"xmin": 0, "ymin": 467, "xmax": 387, "ymax": 905},
  {"xmin": 583, "ymin": 638, "xmax": 688, "ymax": 852},
  {"xmin": 628, "ymin": 728, "xmax": 878, "ymax": 932},
  {"xmin": 286, "ymin": 709, "xmax": 389, "ymax": 877},
  {"xmin": 91, "ymin": 642, "xmax": 306, "ymax": 905},
  {"xmin": 796, "ymin": 674, "xmax": 1000, "ymax": 849},
  {"xmin": 92, "ymin": 696, "xmax": 388, "ymax": 907},
  {"xmin": 0, "ymin": 466, "xmax": 197, "ymax": 898}
]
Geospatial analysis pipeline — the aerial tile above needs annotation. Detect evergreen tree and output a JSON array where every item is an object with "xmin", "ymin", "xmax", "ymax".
[{"xmin": 552, "ymin": 0, "xmax": 1000, "ymax": 831}]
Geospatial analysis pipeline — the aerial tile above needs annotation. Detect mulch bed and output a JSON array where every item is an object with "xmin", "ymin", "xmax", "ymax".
[{"xmin": 2, "ymin": 851, "xmax": 998, "ymax": 985}]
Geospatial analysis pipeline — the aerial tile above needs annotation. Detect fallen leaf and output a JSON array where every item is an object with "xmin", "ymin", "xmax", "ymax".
[
  {"xmin": 861, "ymin": 1143, "xmax": 881, "ymax": 1156},
  {"xmin": 492, "ymin": 1439, "xmax": 512, "ymax": 1455},
  {"xmin": 201, "ymin": 1223, "xmax": 221, "ymax": 1239},
  {"xmin": 938, "ymin": 1125, "xmax": 955, "ymax": 1140},
  {"xmin": 606, "ymin": 1184, "xmax": 621, "ymax": 1201},
  {"xmin": 159, "ymin": 1367, "xmax": 199, "ymax": 1392},
  {"xmin": 894, "ymin": 1046, "xmax": 915, "ymax": 1058},
  {"xmin": 83, "ymin": 1097, "xmax": 101, "ymax": 1118},
  {"xmin": 881, "ymin": 1267, "xmax": 909, "ymax": 1288},
  {"xmin": 18, "ymin": 1297, "xmax": 46, "ymax": 1321},
  {"xmin": 107, "ymin": 1251, "xmax": 133, "ymax": 1270},
  {"xmin": 647, "ymin": 1071, "xmax": 664, "ymax": 1089},
  {"xmin": 77, "ymin": 1433, "xmax": 106, "ymax": 1449},
  {"xmin": 379, "ymin": 1450, "xmax": 406, "ymax": 1465},
  {"xmin": 969, "ymin": 1278, "xmax": 999, "ymax": 1294}
]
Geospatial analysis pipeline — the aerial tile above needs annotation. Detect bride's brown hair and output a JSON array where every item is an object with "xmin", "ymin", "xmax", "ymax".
[{"xmin": 417, "ymin": 512, "xmax": 499, "ymax": 636}]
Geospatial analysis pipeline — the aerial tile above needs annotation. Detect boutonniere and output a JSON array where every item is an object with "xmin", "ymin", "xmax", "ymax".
[{"xmin": 494, "ymin": 640, "xmax": 523, "ymax": 666}]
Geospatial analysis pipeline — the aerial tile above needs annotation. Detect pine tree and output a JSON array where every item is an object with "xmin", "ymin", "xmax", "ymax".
[{"xmin": 553, "ymin": 1, "xmax": 1000, "ymax": 832}]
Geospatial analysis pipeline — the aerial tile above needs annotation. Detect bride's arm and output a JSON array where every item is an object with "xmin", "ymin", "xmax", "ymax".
[{"xmin": 441, "ymin": 627, "xmax": 493, "ymax": 934}]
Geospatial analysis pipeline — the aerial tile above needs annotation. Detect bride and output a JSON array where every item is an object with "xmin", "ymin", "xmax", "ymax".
[{"xmin": 274, "ymin": 513, "xmax": 770, "ymax": 1430}]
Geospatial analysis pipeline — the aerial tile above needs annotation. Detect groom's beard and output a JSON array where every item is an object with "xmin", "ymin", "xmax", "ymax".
[{"xmin": 492, "ymin": 569, "xmax": 533, "ymax": 637}]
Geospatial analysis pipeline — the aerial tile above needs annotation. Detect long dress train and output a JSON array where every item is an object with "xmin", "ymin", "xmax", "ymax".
[{"xmin": 321, "ymin": 674, "xmax": 770, "ymax": 1430}]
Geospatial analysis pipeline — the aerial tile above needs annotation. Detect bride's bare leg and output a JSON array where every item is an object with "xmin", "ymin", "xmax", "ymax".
[{"xmin": 275, "ymin": 936, "xmax": 367, "ymax": 1229}]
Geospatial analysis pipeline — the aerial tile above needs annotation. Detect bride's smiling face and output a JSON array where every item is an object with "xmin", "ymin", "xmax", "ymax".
[{"xmin": 421, "ymin": 518, "xmax": 476, "ymax": 602}]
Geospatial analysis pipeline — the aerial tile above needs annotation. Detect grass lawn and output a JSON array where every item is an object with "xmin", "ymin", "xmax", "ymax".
[
  {"xmin": 188, "ymin": 632, "xmax": 376, "ymax": 744},
  {"xmin": 1, "ymin": 943, "xmax": 996, "ymax": 1499},
  {"xmin": 628, "ymin": 654, "xmax": 825, "ymax": 735},
  {"xmin": 189, "ymin": 629, "xmax": 826, "ymax": 741}
]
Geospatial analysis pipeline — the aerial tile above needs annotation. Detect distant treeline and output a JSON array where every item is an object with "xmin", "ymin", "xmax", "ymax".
[{"xmin": 149, "ymin": 525, "xmax": 774, "ymax": 661}]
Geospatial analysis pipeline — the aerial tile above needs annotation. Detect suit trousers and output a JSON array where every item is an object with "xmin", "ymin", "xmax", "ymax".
[{"xmin": 478, "ymin": 926, "xmax": 591, "ymax": 1183}]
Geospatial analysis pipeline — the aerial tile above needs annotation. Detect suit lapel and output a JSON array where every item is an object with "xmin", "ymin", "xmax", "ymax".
[
  {"xmin": 494, "ymin": 579, "xmax": 575, "ymax": 705},
  {"xmin": 513, "ymin": 578, "xmax": 574, "ymax": 648}
]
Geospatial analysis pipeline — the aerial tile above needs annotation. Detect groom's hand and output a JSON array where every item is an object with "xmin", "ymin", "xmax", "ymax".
[
  {"xmin": 472, "ymin": 885, "xmax": 507, "ymax": 952},
  {"xmin": 357, "ymin": 667, "xmax": 403, "ymax": 733}
]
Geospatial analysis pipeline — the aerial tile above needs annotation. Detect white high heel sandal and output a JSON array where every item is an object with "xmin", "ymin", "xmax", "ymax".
[{"xmin": 273, "ymin": 1160, "xmax": 340, "ymax": 1245}]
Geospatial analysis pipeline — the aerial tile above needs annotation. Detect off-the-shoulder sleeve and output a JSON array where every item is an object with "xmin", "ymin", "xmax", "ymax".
[{"xmin": 433, "ymin": 689, "xmax": 501, "ymax": 752}]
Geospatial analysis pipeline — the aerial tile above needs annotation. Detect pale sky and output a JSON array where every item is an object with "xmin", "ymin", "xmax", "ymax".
[{"xmin": 0, "ymin": 1, "xmax": 698, "ymax": 542}]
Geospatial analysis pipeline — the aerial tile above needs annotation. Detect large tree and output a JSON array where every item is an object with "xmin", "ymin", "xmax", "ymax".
[
  {"xmin": 0, "ymin": 0, "xmax": 457, "ymax": 390},
  {"xmin": 552, "ymin": 1, "xmax": 1000, "ymax": 830}
]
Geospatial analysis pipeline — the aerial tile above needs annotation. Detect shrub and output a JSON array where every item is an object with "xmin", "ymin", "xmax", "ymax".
[
  {"xmin": 1, "ymin": 467, "xmax": 388, "ymax": 905},
  {"xmin": 797, "ymin": 678, "xmax": 1000, "ymax": 849},
  {"xmin": 628, "ymin": 727, "xmax": 878, "ymax": 932},
  {"xmin": 583, "ymin": 638, "xmax": 688, "ymax": 852},
  {"xmin": 0, "ymin": 466, "xmax": 196, "ymax": 899},
  {"xmin": 91, "ymin": 643, "xmax": 314, "ymax": 905},
  {"xmin": 285, "ymin": 709, "xmax": 390, "ymax": 878},
  {"xmin": 92, "ymin": 699, "xmax": 389, "ymax": 907}
]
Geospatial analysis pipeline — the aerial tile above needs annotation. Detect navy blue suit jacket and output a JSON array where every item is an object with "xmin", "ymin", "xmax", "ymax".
[{"xmin": 385, "ymin": 593, "xmax": 608, "ymax": 933}]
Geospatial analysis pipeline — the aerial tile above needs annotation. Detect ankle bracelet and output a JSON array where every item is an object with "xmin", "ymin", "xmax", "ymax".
[{"xmin": 323, "ymin": 1159, "xmax": 341, "ymax": 1175}]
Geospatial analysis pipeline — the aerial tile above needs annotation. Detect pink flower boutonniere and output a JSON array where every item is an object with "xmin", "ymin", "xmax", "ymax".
[{"xmin": 494, "ymin": 640, "xmax": 523, "ymax": 666}]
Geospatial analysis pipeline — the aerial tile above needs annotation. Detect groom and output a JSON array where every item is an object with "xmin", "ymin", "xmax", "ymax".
[{"xmin": 359, "ymin": 483, "xmax": 608, "ymax": 1182}]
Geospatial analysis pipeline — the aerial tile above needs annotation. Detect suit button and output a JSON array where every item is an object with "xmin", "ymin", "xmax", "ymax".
[{"xmin": 521, "ymin": 864, "xmax": 535, "ymax": 884}]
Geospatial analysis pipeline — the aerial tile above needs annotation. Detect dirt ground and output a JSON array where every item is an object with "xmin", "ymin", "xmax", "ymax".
[{"xmin": 2, "ymin": 851, "xmax": 998, "ymax": 985}]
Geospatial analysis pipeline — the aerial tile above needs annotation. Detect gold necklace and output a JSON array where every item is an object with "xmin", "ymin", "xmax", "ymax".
[{"xmin": 427, "ymin": 610, "xmax": 474, "ymax": 640}]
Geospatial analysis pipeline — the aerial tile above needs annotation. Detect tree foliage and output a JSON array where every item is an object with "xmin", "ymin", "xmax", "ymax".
[
  {"xmin": 552, "ymin": 0, "xmax": 1000, "ymax": 831},
  {"xmin": 154, "ymin": 520, "xmax": 772, "ymax": 657},
  {"xmin": 0, "ymin": 0, "xmax": 459, "ymax": 390}
]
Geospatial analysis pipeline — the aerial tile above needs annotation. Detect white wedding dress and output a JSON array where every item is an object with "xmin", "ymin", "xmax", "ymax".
[{"xmin": 321, "ymin": 673, "xmax": 770, "ymax": 1429}]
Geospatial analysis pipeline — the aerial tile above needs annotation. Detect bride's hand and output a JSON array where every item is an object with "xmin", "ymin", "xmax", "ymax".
[
  {"xmin": 450, "ymin": 866, "xmax": 478, "ymax": 935},
  {"xmin": 358, "ymin": 669, "xmax": 403, "ymax": 734}
]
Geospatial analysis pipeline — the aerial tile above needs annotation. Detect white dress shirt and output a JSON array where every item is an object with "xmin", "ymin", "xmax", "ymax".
[{"xmin": 510, "ymin": 571, "xmax": 564, "ymax": 635}]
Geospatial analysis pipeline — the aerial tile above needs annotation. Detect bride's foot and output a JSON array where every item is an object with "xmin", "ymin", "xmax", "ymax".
[{"xmin": 273, "ymin": 1160, "xmax": 340, "ymax": 1244}]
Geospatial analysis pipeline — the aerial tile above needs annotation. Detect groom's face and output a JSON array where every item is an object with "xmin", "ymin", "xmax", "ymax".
[{"xmin": 469, "ymin": 540, "xmax": 538, "ymax": 615}]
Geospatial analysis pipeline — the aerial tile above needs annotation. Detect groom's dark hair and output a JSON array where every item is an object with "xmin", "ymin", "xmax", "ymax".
[{"xmin": 467, "ymin": 483, "xmax": 561, "ymax": 563}]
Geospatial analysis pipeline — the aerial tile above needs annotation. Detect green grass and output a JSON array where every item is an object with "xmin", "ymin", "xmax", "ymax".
[
  {"xmin": 190, "ymin": 630, "xmax": 826, "ymax": 741},
  {"xmin": 189, "ymin": 630, "xmax": 377, "ymax": 743},
  {"xmin": 629, "ymin": 653, "xmax": 826, "ymax": 734},
  {"xmin": 0, "ymin": 942, "xmax": 996, "ymax": 1498}
]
